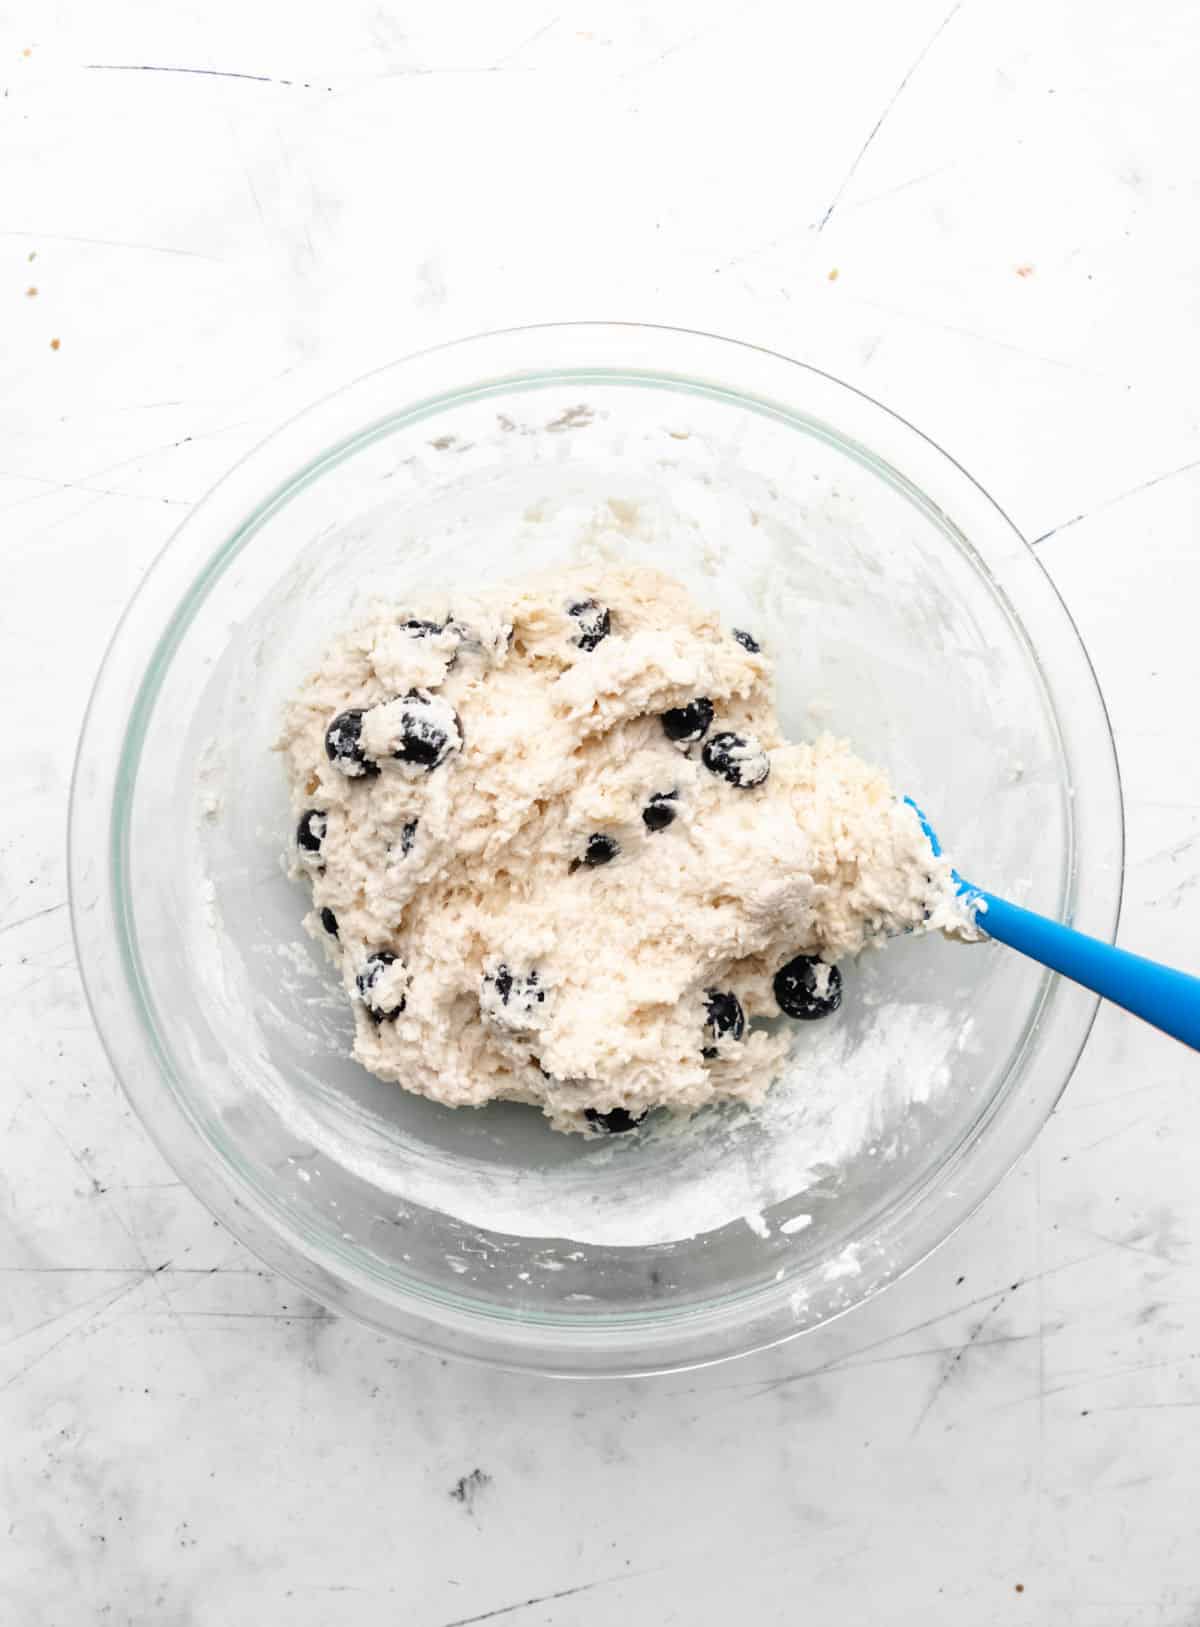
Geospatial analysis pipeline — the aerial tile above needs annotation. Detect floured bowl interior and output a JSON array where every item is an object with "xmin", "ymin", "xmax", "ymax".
[{"xmin": 70, "ymin": 325, "xmax": 1122, "ymax": 1373}]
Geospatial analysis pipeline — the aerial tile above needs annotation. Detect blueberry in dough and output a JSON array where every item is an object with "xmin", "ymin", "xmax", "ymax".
[
  {"xmin": 567, "ymin": 599, "xmax": 611, "ymax": 652},
  {"xmin": 574, "ymin": 833, "xmax": 618, "ymax": 870},
  {"xmin": 481, "ymin": 963, "xmax": 546, "ymax": 1030},
  {"xmin": 319, "ymin": 907, "xmax": 339, "ymax": 938},
  {"xmin": 297, "ymin": 809, "xmax": 326, "ymax": 855},
  {"xmin": 378, "ymin": 690, "xmax": 462, "ymax": 773},
  {"xmin": 585, "ymin": 1106, "xmax": 648, "ymax": 1134},
  {"xmin": 661, "ymin": 697, "xmax": 714, "ymax": 745},
  {"xmin": 774, "ymin": 955, "xmax": 844, "ymax": 1020},
  {"xmin": 397, "ymin": 819, "xmax": 418, "ymax": 857},
  {"xmin": 702, "ymin": 730, "xmax": 770, "ymax": 789},
  {"xmin": 732, "ymin": 628, "xmax": 761, "ymax": 653},
  {"xmin": 356, "ymin": 949, "xmax": 407, "ymax": 1022},
  {"xmin": 642, "ymin": 791, "xmax": 678, "ymax": 832},
  {"xmin": 325, "ymin": 709, "xmax": 379, "ymax": 778},
  {"xmin": 401, "ymin": 618, "xmax": 445, "ymax": 637},
  {"xmin": 702, "ymin": 988, "xmax": 745, "ymax": 1058}
]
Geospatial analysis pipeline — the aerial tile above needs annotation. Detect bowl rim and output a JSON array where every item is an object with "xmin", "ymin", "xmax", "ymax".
[{"xmin": 68, "ymin": 320, "xmax": 1125, "ymax": 1376}]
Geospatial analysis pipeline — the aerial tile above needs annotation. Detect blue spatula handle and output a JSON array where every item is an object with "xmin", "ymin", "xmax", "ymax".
[
  {"xmin": 900, "ymin": 798, "xmax": 1200, "ymax": 1051},
  {"xmin": 970, "ymin": 890, "xmax": 1200, "ymax": 1051},
  {"xmin": 962, "ymin": 898, "xmax": 1196, "ymax": 1047}
]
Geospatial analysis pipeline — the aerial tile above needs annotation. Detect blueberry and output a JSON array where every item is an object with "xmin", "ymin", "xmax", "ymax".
[
  {"xmin": 400, "ymin": 618, "xmax": 445, "ymax": 637},
  {"xmin": 296, "ymin": 809, "xmax": 326, "ymax": 855},
  {"xmin": 702, "ymin": 988, "xmax": 745, "ymax": 1058},
  {"xmin": 585, "ymin": 1106, "xmax": 648, "ymax": 1134},
  {"xmin": 702, "ymin": 730, "xmax": 770, "ymax": 789},
  {"xmin": 568, "ymin": 599, "xmax": 611, "ymax": 652},
  {"xmin": 571, "ymin": 833, "xmax": 619, "ymax": 872},
  {"xmin": 356, "ymin": 949, "xmax": 407, "ymax": 1022},
  {"xmin": 481, "ymin": 963, "xmax": 547, "ymax": 1031},
  {"xmin": 320, "ymin": 907, "xmax": 339, "ymax": 938},
  {"xmin": 662, "ymin": 697, "xmax": 714, "ymax": 745},
  {"xmin": 643, "ymin": 791, "xmax": 678, "ymax": 832},
  {"xmin": 325, "ymin": 709, "xmax": 379, "ymax": 779},
  {"xmin": 377, "ymin": 690, "xmax": 462, "ymax": 773},
  {"xmin": 398, "ymin": 819, "xmax": 418, "ymax": 857},
  {"xmin": 774, "ymin": 955, "xmax": 844, "ymax": 1020},
  {"xmin": 732, "ymin": 628, "xmax": 761, "ymax": 653}
]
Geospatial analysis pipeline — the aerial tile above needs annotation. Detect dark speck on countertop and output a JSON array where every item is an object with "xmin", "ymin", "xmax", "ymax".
[{"xmin": 450, "ymin": 1467, "xmax": 492, "ymax": 1512}]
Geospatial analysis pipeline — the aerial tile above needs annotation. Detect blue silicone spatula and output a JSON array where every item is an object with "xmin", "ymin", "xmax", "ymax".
[{"xmin": 905, "ymin": 798, "xmax": 1200, "ymax": 1051}]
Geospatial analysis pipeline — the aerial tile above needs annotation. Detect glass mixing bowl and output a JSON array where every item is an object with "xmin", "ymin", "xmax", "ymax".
[{"xmin": 69, "ymin": 324, "xmax": 1123, "ymax": 1375}]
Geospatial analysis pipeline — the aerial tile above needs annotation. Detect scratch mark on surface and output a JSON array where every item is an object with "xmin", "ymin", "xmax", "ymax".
[
  {"xmin": 293, "ymin": 1584, "xmax": 384, "ymax": 1593},
  {"xmin": 238, "ymin": 152, "xmax": 271, "ymax": 239},
  {"xmin": 624, "ymin": 3, "xmax": 766, "ymax": 78},
  {"xmin": 838, "ymin": 1329, "xmax": 1050, "ymax": 1373},
  {"xmin": 0, "ymin": 1265, "xmax": 263, "ymax": 1275},
  {"xmin": 0, "ymin": 901, "xmax": 66, "ymax": 937},
  {"xmin": 1034, "ymin": 1145, "xmax": 1047, "ymax": 1534},
  {"xmin": 1142, "ymin": 832, "xmax": 1200, "ymax": 866},
  {"xmin": 841, "ymin": 293, "xmax": 1102, "ymax": 375},
  {"xmin": 638, "ymin": 26, "xmax": 709, "ymax": 71},
  {"xmin": 1072, "ymin": 1113, "xmax": 1160, "ymax": 1155},
  {"xmin": 1063, "ymin": 1079, "xmax": 1183, "ymax": 1111},
  {"xmin": 1147, "ymin": 869, "xmax": 1200, "ymax": 911},
  {"xmin": 28, "ymin": 1101, "xmax": 110, "ymax": 1199},
  {"xmin": 0, "ymin": 229, "xmax": 221, "ymax": 262},
  {"xmin": 0, "ymin": 407, "xmax": 253, "ymax": 450},
  {"xmin": 492, "ymin": 16, "xmax": 560, "ymax": 68},
  {"xmin": 440, "ymin": 1571, "xmax": 648, "ymax": 1627},
  {"xmin": 0, "ymin": 483, "xmax": 96, "ymax": 519},
  {"xmin": 0, "ymin": 1274, "xmax": 139, "ymax": 1354},
  {"xmin": 1085, "ymin": 1227, "xmax": 1177, "ymax": 1266},
  {"xmin": 815, "ymin": 1, "xmax": 964, "ymax": 234},
  {"xmin": 910, "ymin": 1287, "xmax": 1013, "ymax": 1435},
  {"xmin": 161, "ymin": 1310, "xmax": 333, "ymax": 1321},
  {"xmin": 293, "ymin": 1583, "xmax": 406, "ymax": 1596},
  {"xmin": 0, "ymin": 1276, "xmax": 145, "ymax": 1395},
  {"xmin": 991, "ymin": 1350, "xmax": 1200, "ymax": 1411},
  {"xmin": 838, "ymin": 161, "xmax": 959, "ymax": 215},
  {"xmin": 84, "ymin": 63, "xmax": 335, "ymax": 90},
  {"xmin": 2, "ymin": 1089, "xmax": 33, "ymax": 1139},
  {"xmin": 1031, "ymin": 455, "xmax": 1200, "ymax": 545},
  {"xmin": 715, "ymin": 1246, "xmax": 1110, "ymax": 1412},
  {"xmin": 23, "ymin": 1099, "xmax": 206, "ymax": 1360},
  {"xmin": 1087, "ymin": 1400, "xmax": 1200, "ymax": 1412},
  {"xmin": 0, "ymin": 472, "xmax": 189, "ymax": 509},
  {"xmin": 0, "ymin": 431, "xmax": 211, "ymax": 516}
]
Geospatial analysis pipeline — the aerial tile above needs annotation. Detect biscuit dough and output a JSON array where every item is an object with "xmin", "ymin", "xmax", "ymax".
[{"xmin": 280, "ymin": 565, "xmax": 970, "ymax": 1134}]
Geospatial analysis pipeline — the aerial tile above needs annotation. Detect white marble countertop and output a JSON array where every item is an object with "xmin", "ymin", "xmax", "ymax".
[{"xmin": 4, "ymin": 3, "xmax": 1200, "ymax": 1622}]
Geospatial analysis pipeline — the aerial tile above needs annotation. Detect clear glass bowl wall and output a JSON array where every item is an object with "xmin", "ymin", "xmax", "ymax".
[{"xmin": 70, "ymin": 326, "xmax": 1122, "ymax": 1374}]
